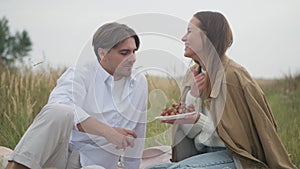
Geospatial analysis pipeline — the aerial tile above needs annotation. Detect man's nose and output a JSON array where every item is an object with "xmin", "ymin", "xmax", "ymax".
[{"xmin": 128, "ymin": 54, "xmax": 136, "ymax": 63}]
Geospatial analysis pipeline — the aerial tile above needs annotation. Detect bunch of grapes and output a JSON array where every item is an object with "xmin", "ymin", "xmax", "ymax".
[{"xmin": 160, "ymin": 102, "xmax": 195, "ymax": 116}]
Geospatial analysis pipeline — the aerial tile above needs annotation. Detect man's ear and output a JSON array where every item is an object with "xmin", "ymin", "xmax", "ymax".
[{"xmin": 98, "ymin": 48, "xmax": 106, "ymax": 60}]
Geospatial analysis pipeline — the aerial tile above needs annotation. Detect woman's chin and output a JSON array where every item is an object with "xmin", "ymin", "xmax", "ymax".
[{"xmin": 183, "ymin": 52, "xmax": 192, "ymax": 58}]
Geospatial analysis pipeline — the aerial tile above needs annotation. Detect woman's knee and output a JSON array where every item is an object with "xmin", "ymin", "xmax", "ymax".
[{"xmin": 178, "ymin": 150, "xmax": 235, "ymax": 168}]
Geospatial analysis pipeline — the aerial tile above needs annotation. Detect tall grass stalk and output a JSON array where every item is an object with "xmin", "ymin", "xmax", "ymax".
[
  {"xmin": 258, "ymin": 74, "xmax": 300, "ymax": 167},
  {"xmin": 0, "ymin": 67, "xmax": 64, "ymax": 148}
]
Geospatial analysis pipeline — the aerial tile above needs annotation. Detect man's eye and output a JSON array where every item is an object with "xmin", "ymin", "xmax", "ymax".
[{"xmin": 120, "ymin": 52, "xmax": 128, "ymax": 55}]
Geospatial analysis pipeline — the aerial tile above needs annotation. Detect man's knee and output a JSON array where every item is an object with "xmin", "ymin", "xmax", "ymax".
[
  {"xmin": 5, "ymin": 161, "xmax": 29, "ymax": 169},
  {"xmin": 39, "ymin": 103, "xmax": 74, "ymax": 126}
]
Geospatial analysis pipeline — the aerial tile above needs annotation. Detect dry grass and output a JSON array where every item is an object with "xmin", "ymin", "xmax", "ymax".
[
  {"xmin": 257, "ymin": 74, "xmax": 300, "ymax": 167},
  {"xmin": 0, "ymin": 67, "xmax": 65, "ymax": 147}
]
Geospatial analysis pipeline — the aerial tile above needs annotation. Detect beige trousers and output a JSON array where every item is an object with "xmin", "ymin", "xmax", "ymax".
[{"xmin": 8, "ymin": 103, "xmax": 81, "ymax": 169}]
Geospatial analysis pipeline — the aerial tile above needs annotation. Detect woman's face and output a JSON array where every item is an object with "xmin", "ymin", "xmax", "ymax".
[{"xmin": 182, "ymin": 17, "xmax": 205, "ymax": 67}]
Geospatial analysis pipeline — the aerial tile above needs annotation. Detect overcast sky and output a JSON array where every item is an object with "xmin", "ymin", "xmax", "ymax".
[{"xmin": 1, "ymin": 0, "xmax": 299, "ymax": 79}]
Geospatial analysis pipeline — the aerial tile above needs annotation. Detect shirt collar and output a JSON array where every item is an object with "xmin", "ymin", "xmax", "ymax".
[
  {"xmin": 98, "ymin": 63, "xmax": 113, "ymax": 86},
  {"xmin": 117, "ymin": 71, "xmax": 138, "ymax": 101},
  {"xmin": 98, "ymin": 63, "xmax": 137, "ymax": 92}
]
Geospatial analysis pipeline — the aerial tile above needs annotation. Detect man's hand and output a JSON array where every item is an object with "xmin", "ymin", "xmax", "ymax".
[
  {"xmin": 113, "ymin": 128, "xmax": 137, "ymax": 149},
  {"xmin": 76, "ymin": 117, "xmax": 137, "ymax": 150},
  {"xmin": 113, "ymin": 128, "xmax": 137, "ymax": 138}
]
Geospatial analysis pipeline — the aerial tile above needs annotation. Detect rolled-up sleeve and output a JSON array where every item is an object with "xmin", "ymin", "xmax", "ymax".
[{"xmin": 48, "ymin": 66, "xmax": 90, "ymax": 129}]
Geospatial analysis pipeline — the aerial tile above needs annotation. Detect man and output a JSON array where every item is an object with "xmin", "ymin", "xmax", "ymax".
[{"xmin": 6, "ymin": 22, "xmax": 148, "ymax": 169}]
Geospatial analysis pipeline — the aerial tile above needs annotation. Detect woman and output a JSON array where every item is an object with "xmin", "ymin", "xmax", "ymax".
[{"xmin": 147, "ymin": 11, "xmax": 296, "ymax": 169}]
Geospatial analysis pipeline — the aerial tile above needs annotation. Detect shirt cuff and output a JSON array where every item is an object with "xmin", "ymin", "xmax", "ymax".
[
  {"xmin": 195, "ymin": 112, "xmax": 209, "ymax": 128},
  {"xmin": 185, "ymin": 91, "xmax": 197, "ymax": 106},
  {"xmin": 73, "ymin": 105, "xmax": 90, "ymax": 130},
  {"xmin": 180, "ymin": 112, "xmax": 208, "ymax": 139}
]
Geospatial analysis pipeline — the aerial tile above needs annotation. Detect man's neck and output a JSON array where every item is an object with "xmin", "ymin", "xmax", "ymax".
[{"xmin": 113, "ymin": 75, "xmax": 122, "ymax": 81}]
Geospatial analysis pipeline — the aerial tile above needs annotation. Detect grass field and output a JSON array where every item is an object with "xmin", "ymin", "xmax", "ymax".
[{"xmin": 0, "ymin": 67, "xmax": 299, "ymax": 167}]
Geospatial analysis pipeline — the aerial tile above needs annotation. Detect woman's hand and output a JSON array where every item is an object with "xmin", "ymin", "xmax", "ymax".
[
  {"xmin": 162, "ymin": 112, "xmax": 200, "ymax": 124},
  {"xmin": 190, "ymin": 69, "xmax": 205, "ymax": 97}
]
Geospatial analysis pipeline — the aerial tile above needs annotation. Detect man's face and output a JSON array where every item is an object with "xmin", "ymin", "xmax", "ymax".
[{"xmin": 100, "ymin": 37, "xmax": 137, "ymax": 79}]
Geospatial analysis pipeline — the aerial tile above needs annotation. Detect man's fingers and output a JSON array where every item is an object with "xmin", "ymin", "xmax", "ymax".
[
  {"xmin": 124, "ymin": 135, "xmax": 135, "ymax": 148},
  {"xmin": 114, "ymin": 128, "xmax": 137, "ymax": 138},
  {"xmin": 122, "ymin": 136, "xmax": 128, "ymax": 149},
  {"xmin": 126, "ymin": 138, "xmax": 135, "ymax": 148},
  {"xmin": 125, "ymin": 129, "xmax": 137, "ymax": 138}
]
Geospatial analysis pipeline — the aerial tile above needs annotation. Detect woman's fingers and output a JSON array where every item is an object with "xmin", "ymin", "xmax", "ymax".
[
  {"xmin": 195, "ymin": 73, "xmax": 205, "ymax": 84},
  {"xmin": 194, "ymin": 73, "xmax": 205, "ymax": 90},
  {"xmin": 190, "ymin": 72, "xmax": 205, "ymax": 97},
  {"xmin": 161, "ymin": 119, "xmax": 176, "ymax": 124},
  {"xmin": 161, "ymin": 113, "xmax": 200, "ymax": 124}
]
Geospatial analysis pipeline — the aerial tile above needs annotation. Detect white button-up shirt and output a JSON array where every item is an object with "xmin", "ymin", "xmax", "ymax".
[{"xmin": 48, "ymin": 60, "xmax": 148, "ymax": 169}]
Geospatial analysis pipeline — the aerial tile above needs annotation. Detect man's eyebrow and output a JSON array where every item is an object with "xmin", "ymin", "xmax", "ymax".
[
  {"xmin": 119, "ymin": 49, "xmax": 130, "ymax": 52},
  {"xmin": 119, "ymin": 48, "xmax": 137, "ymax": 52}
]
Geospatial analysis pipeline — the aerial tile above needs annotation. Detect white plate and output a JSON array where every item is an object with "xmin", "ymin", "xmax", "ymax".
[{"xmin": 155, "ymin": 111, "xmax": 197, "ymax": 120}]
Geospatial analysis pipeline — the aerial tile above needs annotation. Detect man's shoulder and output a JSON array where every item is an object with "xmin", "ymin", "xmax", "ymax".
[
  {"xmin": 69, "ymin": 61, "xmax": 99, "ymax": 77},
  {"xmin": 129, "ymin": 71, "xmax": 148, "ymax": 90},
  {"xmin": 131, "ymin": 71, "xmax": 147, "ymax": 83},
  {"xmin": 74, "ymin": 60, "xmax": 99, "ymax": 71}
]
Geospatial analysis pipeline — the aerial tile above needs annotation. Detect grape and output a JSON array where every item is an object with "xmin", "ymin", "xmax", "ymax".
[{"xmin": 160, "ymin": 102, "xmax": 195, "ymax": 116}]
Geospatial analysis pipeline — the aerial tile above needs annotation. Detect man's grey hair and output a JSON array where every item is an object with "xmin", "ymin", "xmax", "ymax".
[{"xmin": 92, "ymin": 22, "xmax": 140, "ymax": 61}]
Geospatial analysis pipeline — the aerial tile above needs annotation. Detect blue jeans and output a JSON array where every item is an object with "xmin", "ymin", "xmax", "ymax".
[{"xmin": 146, "ymin": 147, "xmax": 236, "ymax": 169}]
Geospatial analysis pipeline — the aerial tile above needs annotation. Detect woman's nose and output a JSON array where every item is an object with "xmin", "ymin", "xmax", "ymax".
[{"xmin": 181, "ymin": 34, "xmax": 187, "ymax": 42}]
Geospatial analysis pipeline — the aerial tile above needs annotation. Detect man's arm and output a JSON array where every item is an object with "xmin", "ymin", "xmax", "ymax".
[
  {"xmin": 77, "ymin": 117, "xmax": 137, "ymax": 149},
  {"xmin": 48, "ymin": 66, "xmax": 90, "ymax": 128},
  {"xmin": 48, "ymin": 65, "xmax": 135, "ymax": 149}
]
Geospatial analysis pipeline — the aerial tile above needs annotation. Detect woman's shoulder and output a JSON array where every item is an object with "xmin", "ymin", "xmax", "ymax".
[{"xmin": 224, "ymin": 57, "xmax": 256, "ymax": 87}]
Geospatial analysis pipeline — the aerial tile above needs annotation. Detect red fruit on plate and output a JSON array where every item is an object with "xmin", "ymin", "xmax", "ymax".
[{"xmin": 160, "ymin": 103, "xmax": 195, "ymax": 116}]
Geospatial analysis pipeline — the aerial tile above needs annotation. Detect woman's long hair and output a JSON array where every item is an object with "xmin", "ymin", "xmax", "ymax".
[{"xmin": 193, "ymin": 11, "xmax": 233, "ymax": 98}]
